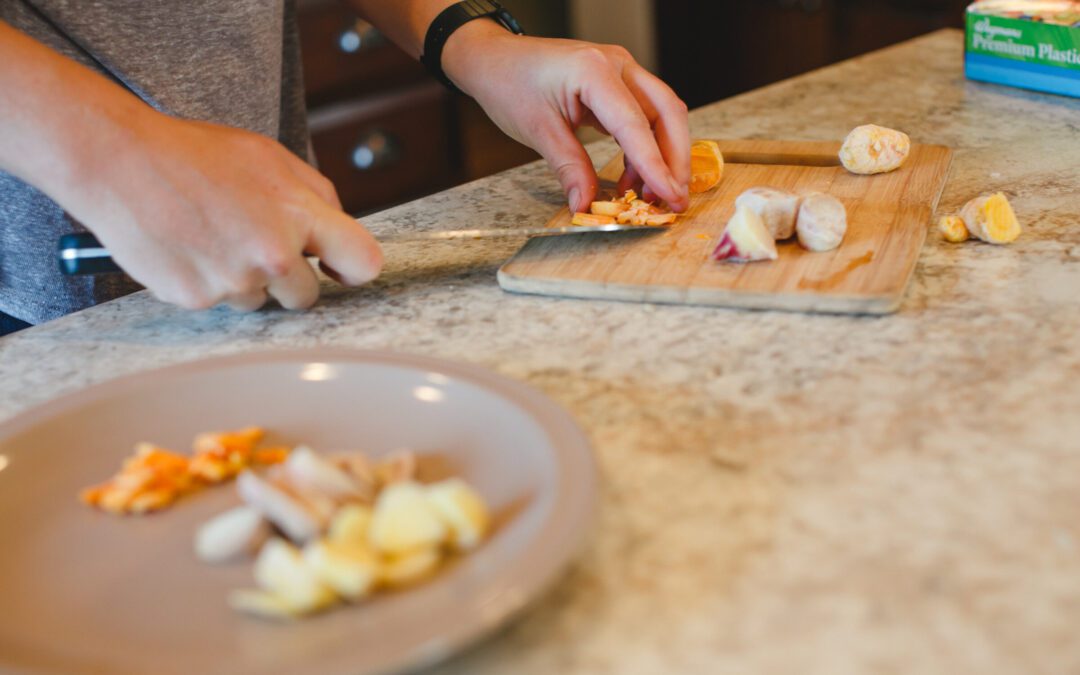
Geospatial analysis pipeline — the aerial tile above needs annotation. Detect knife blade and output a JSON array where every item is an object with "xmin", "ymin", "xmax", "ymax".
[{"xmin": 57, "ymin": 223, "xmax": 666, "ymax": 276}]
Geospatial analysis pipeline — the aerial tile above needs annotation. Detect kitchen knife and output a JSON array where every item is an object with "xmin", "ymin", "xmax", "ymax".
[{"xmin": 57, "ymin": 223, "xmax": 665, "ymax": 276}]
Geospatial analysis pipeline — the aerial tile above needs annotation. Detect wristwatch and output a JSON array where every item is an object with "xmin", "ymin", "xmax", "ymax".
[{"xmin": 421, "ymin": 0, "xmax": 525, "ymax": 94}]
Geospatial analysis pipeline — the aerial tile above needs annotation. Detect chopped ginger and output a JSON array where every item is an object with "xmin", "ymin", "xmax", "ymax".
[
  {"xmin": 689, "ymin": 140, "xmax": 724, "ymax": 193},
  {"xmin": 571, "ymin": 212, "xmax": 616, "ymax": 226},
  {"xmin": 960, "ymin": 192, "xmax": 1021, "ymax": 245},
  {"xmin": 577, "ymin": 188, "xmax": 677, "ymax": 228},
  {"xmin": 938, "ymin": 215, "xmax": 969, "ymax": 243},
  {"xmin": 81, "ymin": 427, "xmax": 290, "ymax": 515},
  {"xmin": 589, "ymin": 200, "xmax": 625, "ymax": 217}
]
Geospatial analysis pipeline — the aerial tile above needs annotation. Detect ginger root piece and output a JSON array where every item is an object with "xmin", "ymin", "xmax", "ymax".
[
  {"xmin": 588, "ymin": 190, "xmax": 677, "ymax": 227},
  {"xmin": 839, "ymin": 124, "xmax": 911, "ymax": 175},
  {"xmin": 734, "ymin": 187, "xmax": 801, "ymax": 240},
  {"xmin": 960, "ymin": 192, "xmax": 1021, "ymax": 244},
  {"xmin": 938, "ymin": 215, "xmax": 970, "ymax": 243},
  {"xmin": 796, "ymin": 193, "xmax": 848, "ymax": 252},
  {"xmin": 689, "ymin": 140, "xmax": 725, "ymax": 193}
]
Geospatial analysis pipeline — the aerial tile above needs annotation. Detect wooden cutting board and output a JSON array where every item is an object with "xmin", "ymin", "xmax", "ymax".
[{"xmin": 498, "ymin": 139, "xmax": 952, "ymax": 314}]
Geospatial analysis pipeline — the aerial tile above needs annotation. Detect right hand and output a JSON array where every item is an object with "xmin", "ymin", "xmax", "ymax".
[{"xmin": 65, "ymin": 112, "xmax": 384, "ymax": 311}]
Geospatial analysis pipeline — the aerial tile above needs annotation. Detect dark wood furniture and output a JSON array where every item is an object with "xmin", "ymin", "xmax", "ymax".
[
  {"xmin": 298, "ymin": 0, "xmax": 539, "ymax": 215},
  {"xmin": 657, "ymin": 0, "xmax": 969, "ymax": 109}
]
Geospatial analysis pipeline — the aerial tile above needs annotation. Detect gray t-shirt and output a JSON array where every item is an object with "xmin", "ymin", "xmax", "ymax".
[{"xmin": 0, "ymin": 0, "xmax": 310, "ymax": 324}]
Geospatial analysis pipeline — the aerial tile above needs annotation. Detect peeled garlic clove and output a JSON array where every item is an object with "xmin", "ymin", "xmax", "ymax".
[
  {"xmin": 369, "ymin": 481, "xmax": 447, "ymax": 556},
  {"xmin": 425, "ymin": 479, "xmax": 491, "ymax": 551},
  {"xmin": 303, "ymin": 540, "xmax": 379, "ymax": 601},
  {"xmin": 380, "ymin": 548, "xmax": 442, "ymax": 589},
  {"xmin": 285, "ymin": 446, "xmax": 366, "ymax": 501},
  {"xmin": 237, "ymin": 470, "xmax": 322, "ymax": 544},
  {"xmin": 228, "ymin": 588, "xmax": 299, "ymax": 620},
  {"xmin": 194, "ymin": 505, "xmax": 269, "ymax": 564}
]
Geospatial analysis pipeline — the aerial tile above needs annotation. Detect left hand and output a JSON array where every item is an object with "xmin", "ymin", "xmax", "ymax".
[{"xmin": 442, "ymin": 23, "xmax": 691, "ymax": 214}]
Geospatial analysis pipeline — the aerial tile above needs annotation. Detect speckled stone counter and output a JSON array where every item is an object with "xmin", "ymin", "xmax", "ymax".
[{"xmin": 3, "ymin": 30, "xmax": 1079, "ymax": 673}]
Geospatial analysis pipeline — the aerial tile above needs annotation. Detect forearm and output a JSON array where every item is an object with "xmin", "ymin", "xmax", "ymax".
[{"xmin": 0, "ymin": 20, "xmax": 148, "ymax": 203}]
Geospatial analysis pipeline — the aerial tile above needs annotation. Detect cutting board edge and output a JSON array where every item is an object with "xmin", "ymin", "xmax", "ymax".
[{"xmin": 497, "ymin": 268, "xmax": 901, "ymax": 316}]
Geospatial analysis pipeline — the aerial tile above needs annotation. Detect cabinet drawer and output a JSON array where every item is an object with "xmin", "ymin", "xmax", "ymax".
[
  {"xmin": 309, "ymin": 82, "xmax": 455, "ymax": 215},
  {"xmin": 298, "ymin": 0, "xmax": 427, "ymax": 105}
]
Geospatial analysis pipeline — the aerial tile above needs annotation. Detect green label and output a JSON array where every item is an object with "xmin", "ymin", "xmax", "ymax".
[{"xmin": 966, "ymin": 12, "xmax": 1080, "ymax": 71}]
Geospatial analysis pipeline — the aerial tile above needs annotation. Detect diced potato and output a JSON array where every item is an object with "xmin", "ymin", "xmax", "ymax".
[
  {"xmin": 369, "ymin": 481, "xmax": 448, "ymax": 556},
  {"xmin": 425, "ymin": 479, "xmax": 491, "ymax": 551},
  {"xmin": 228, "ymin": 588, "xmax": 299, "ymax": 621},
  {"xmin": 380, "ymin": 548, "xmax": 442, "ymax": 589},
  {"xmin": 303, "ymin": 540, "xmax": 379, "ymax": 601},
  {"xmin": 328, "ymin": 504, "xmax": 374, "ymax": 551},
  {"xmin": 253, "ymin": 538, "xmax": 336, "ymax": 613}
]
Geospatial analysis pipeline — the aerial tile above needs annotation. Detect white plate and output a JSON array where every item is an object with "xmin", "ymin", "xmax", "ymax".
[{"xmin": 0, "ymin": 349, "xmax": 596, "ymax": 675}]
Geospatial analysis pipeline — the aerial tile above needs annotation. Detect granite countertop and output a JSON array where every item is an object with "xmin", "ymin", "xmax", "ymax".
[{"xmin": 3, "ymin": 29, "xmax": 1079, "ymax": 673}]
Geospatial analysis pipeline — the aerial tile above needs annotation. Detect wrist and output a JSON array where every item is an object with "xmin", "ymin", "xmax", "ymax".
[
  {"xmin": 50, "ymin": 99, "xmax": 159, "ymax": 208},
  {"xmin": 439, "ymin": 18, "xmax": 517, "ymax": 97}
]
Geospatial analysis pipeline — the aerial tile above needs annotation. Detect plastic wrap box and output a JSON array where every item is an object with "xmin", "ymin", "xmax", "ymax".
[{"xmin": 965, "ymin": 0, "xmax": 1080, "ymax": 97}]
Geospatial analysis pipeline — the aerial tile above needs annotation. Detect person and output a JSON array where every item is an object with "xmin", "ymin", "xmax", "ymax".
[{"xmin": 0, "ymin": 0, "xmax": 690, "ymax": 336}]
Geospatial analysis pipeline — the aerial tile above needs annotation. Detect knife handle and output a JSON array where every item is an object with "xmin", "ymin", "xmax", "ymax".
[{"xmin": 58, "ymin": 233, "xmax": 122, "ymax": 276}]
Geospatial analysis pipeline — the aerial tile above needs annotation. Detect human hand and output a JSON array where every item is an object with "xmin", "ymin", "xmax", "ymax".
[
  {"xmin": 63, "ymin": 113, "xmax": 383, "ymax": 311},
  {"xmin": 443, "ymin": 24, "xmax": 690, "ymax": 213}
]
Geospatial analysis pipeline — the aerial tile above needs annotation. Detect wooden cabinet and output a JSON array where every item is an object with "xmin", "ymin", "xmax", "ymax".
[
  {"xmin": 657, "ymin": 0, "xmax": 968, "ymax": 109},
  {"xmin": 298, "ymin": 0, "xmax": 538, "ymax": 215},
  {"xmin": 308, "ymin": 83, "xmax": 455, "ymax": 215}
]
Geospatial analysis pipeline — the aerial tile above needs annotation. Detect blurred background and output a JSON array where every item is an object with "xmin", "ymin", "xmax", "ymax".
[{"xmin": 302, "ymin": 0, "xmax": 968, "ymax": 215}]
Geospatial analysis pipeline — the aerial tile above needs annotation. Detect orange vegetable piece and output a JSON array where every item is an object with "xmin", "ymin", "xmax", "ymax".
[
  {"xmin": 80, "ymin": 427, "xmax": 286, "ymax": 515},
  {"xmin": 590, "ymin": 201, "xmax": 625, "ymax": 217},
  {"xmin": 253, "ymin": 447, "xmax": 291, "ymax": 465},
  {"xmin": 689, "ymin": 140, "xmax": 724, "ymax": 194},
  {"xmin": 572, "ymin": 212, "xmax": 616, "ymax": 227}
]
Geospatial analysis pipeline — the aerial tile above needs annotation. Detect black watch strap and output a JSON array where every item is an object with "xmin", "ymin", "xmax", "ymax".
[{"xmin": 421, "ymin": 0, "xmax": 524, "ymax": 94}]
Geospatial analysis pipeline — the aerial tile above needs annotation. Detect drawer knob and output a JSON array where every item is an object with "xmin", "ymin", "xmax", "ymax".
[
  {"xmin": 338, "ymin": 19, "xmax": 383, "ymax": 54},
  {"xmin": 351, "ymin": 130, "xmax": 401, "ymax": 171}
]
